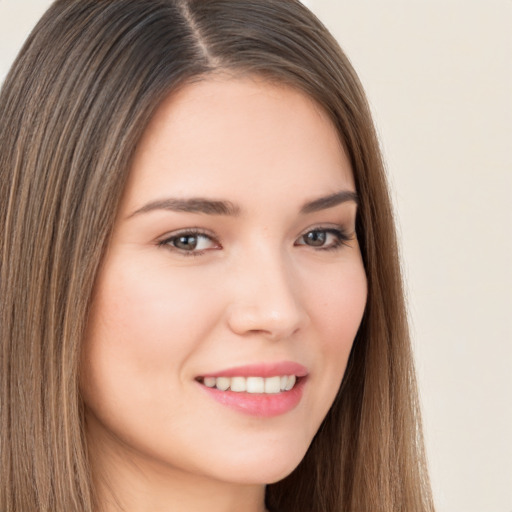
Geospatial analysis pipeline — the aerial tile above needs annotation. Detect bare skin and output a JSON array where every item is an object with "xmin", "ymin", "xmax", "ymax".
[{"xmin": 81, "ymin": 75, "xmax": 367, "ymax": 512}]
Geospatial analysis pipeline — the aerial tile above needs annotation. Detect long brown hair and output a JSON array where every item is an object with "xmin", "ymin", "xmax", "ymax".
[{"xmin": 0, "ymin": 1, "xmax": 434, "ymax": 511}]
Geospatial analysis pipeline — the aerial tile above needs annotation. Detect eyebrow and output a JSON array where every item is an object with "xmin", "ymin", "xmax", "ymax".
[
  {"xmin": 127, "ymin": 197, "xmax": 241, "ymax": 218},
  {"xmin": 300, "ymin": 190, "xmax": 359, "ymax": 214},
  {"xmin": 127, "ymin": 190, "xmax": 358, "ymax": 219}
]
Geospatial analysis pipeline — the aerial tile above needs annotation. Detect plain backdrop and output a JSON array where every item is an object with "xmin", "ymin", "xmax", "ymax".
[{"xmin": 1, "ymin": 2, "xmax": 511, "ymax": 511}]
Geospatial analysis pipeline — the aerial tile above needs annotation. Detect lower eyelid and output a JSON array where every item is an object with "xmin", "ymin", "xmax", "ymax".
[{"xmin": 321, "ymin": 232, "xmax": 349, "ymax": 248}]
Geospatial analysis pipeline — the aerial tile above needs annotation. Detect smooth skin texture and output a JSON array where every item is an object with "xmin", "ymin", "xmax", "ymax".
[{"xmin": 81, "ymin": 76, "xmax": 368, "ymax": 512}]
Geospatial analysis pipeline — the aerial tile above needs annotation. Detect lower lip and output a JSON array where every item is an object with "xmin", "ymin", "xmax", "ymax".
[{"xmin": 198, "ymin": 378, "xmax": 306, "ymax": 417}]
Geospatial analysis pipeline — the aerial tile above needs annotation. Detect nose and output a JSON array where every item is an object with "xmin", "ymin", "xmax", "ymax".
[{"xmin": 226, "ymin": 250, "xmax": 309, "ymax": 341}]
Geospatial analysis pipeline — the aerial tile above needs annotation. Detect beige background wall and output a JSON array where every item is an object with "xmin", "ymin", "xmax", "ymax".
[{"xmin": 1, "ymin": 2, "xmax": 511, "ymax": 511}]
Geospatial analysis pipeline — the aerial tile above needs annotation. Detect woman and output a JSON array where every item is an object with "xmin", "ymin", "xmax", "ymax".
[{"xmin": 0, "ymin": 1, "xmax": 434, "ymax": 511}]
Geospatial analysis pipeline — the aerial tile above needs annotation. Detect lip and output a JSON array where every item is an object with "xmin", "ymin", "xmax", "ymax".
[
  {"xmin": 199, "ymin": 361, "xmax": 308, "ymax": 379},
  {"xmin": 197, "ymin": 361, "xmax": 308, "ymax": 417}
]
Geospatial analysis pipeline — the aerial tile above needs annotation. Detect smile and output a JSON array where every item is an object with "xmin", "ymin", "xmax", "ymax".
[
  {"xmin": 196, "ymin": 362, "xmax": 308, "ymax": 417},
  {"xmin": 199, "ymin": 375, "xmax": 297, "ymax": 393}
]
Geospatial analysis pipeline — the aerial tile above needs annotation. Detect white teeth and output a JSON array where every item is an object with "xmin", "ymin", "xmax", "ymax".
[
  {"xmin": 284, "ymin": 375, "xmax": 296, "ymax": 391},
  {"xmin": 230, "ymin": 376, "xmax": 246, "ymax": 392},
  {"xmin": 264, "ymin": 376, "xmax": 281, "ymax": 394},
  {"xmin": 215, "ymin": 377, "xmax": 230, "ymax": 391},
  {"xmin": 203, "ymin": 377, "xmax": 216, "ymax": 388},
  {"xmin": 201, "ymin": 375, "xmax": 298, "ymax": 393},
  {"xmin": 246, "ymin": 377, "xmax": 264, "ymax": 393}
]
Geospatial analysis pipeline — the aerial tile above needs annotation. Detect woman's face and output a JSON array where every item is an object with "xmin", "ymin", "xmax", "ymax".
[{"xmin": 81, "ymin": 76, "xmax": 367, "ymax": 490}]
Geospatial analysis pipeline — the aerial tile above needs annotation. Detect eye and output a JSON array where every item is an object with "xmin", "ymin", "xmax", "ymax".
[
  {"xmin": 158, "ymin": 230, "xmax": 219, "ymax": 254},
  {"xmin": 295, "ymin": 227, "xmax": 351, "ymax": 251}
]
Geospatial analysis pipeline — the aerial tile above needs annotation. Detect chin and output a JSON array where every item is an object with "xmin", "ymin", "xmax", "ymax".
[{"xmin": 206, "ymin": 442, "xmax": 309, "ymax": 486}]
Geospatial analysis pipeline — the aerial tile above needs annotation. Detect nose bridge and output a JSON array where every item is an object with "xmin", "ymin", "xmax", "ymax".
[{"xmin": 227, "ymin": 242, "xmax": 307, "ymax": 340}]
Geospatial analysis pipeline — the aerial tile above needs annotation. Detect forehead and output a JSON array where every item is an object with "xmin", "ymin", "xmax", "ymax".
[{"xmin": 123, "ymin": 75, "xmax": 355, "ymax": 212}]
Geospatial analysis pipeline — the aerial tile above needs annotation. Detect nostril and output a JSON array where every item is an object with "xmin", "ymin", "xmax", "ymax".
[{"xmin": 226, "ymin": 299, "xmax": 307, "ymax": 340}]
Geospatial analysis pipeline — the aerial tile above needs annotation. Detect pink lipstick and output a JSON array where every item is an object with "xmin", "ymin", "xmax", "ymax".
[{"xmin": 197, "ymin": 361, "xmax": 308, "ymax": 417}]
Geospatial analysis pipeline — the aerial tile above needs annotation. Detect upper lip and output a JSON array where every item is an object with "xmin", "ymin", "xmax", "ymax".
[{"xmin": 199, "ymin": 361, "xmax": 308, "ymax": 378}]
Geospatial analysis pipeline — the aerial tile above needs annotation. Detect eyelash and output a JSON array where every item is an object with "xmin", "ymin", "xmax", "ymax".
[
  {"xmin": 157, "ymin": 228, "xmax": 218, "ymax": 257},
  {"xmin": 157, "ymin": 226, "xmax": 352, "ymax": 256},
  {"xmin": 296, "ymin": 227, "xmax": 352, "ymax": 251}
]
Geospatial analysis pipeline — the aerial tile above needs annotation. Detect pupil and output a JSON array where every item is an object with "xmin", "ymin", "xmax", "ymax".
[
  {"xmin": 176, "ymin": 235, "xmax": 197, "ymax": 250},
  {"xmin": 306, "ymin": 231, "xmax": 326, "ymax": 246}
]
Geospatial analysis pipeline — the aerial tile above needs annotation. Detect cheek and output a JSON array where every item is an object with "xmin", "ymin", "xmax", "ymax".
[
  {"xmin": 80, "ymin": 254, "xmax": 223, "ymax": 412},
  {"xmin": 86, "ymin": 256, "xmax": 219, "ymax": 363},
  {"xmin": 307, "ymin": 257, "xmax": 367, "ymax": 349},
  {"xmin": 301, "ymin": 256, "xmax": 367, "ymax": 413}
]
